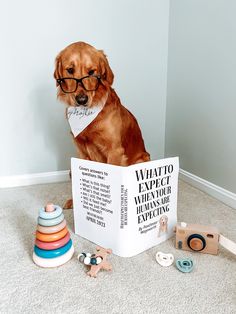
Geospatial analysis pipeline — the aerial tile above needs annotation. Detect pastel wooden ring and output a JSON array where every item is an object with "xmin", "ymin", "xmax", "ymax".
[
  {"xmin": 36, "ymin": 226, "xmax": 68, "ymax": 242},
  {"xmin": 37, "ymin": 219, "xmax": 66, "ymax": 234},
  {"xmin": 33, "ymin": 245, "xmax": 74, "ymax": 268},
  {"xmin": 35, "ymin": 232, "xmax": 71, "ymax": 250},
  {"xmin": 34, "ymin": 239, "xmax": 72, "ymax": 258},
  {"xmin": 38, "ymin": 213, "xmax": 64, "ymax": 227},
  {"xmin": 39, "ymin": 205, "xmax": 62, "ymax": 220}
]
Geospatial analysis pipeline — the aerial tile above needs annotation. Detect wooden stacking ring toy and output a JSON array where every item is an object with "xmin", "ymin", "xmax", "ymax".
[
  {"xmin": 36, "ymin": 226, "xmax": 68, "ymax": 242},
  {"xmin": 39, "ymin": 205, "xmax": 62, "ymax": 220},
  {"xmin": 33, "ymin": 245, "xmax": 74, "ymax": 268},
  {"xmin": 33, "ymin": 203, "xmax": 74, "ymax": 268},
  {"xmin": 37, "ymin": 219, "xmax": 66, "ymax": 234},
  {"xmin": 38, "ymin": 213, "xmax": 64, "ymax": 227},
  {"xmin": 35, "ymin": 232, "xmax": 71, "ymax": 250},
  {"xmin": 34, "ymin": 239, "xmax": 72, "ymax": 258}
]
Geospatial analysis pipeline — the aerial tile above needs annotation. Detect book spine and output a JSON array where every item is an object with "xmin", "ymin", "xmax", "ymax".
[{"xmin": 120, "ymin": 180, "xmax": 129, "ymax": 230}]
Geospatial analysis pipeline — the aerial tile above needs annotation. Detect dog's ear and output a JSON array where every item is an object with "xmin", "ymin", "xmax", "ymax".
[
  {"xmin": 54, "ymin": 54, "xmax": 62, "ymax": 86},
  {"xmin": 99, "ymin": 50, "xmax": 114, "ymax": 86}
]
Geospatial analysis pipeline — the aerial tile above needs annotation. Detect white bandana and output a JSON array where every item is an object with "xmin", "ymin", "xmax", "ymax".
[{"xmin": 67, "ymin": 105, "xmax": 103, "ymax": 137}]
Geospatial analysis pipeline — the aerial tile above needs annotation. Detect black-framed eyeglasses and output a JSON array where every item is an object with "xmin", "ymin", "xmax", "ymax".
[{"xmin": 56, "ymin": 75, "xmax": 101, "ymax": 93}]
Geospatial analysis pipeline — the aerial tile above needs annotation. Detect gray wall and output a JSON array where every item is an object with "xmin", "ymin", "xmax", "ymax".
[
  {"xmin": 0, "ymin": 0, "xmax": 169, "ymax": 177},
  {"xmin": 165, "ymin": 0, "xmax": 236, "ymax": 193}
]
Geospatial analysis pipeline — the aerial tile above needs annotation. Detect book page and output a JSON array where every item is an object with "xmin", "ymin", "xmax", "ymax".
[
  {"xmin": 120, "ymin": 157, "xmax": 179, "ymax": 256},
  {"xmin": 71, "ymin": 158, "xmax": 124, "ymax": 253}
]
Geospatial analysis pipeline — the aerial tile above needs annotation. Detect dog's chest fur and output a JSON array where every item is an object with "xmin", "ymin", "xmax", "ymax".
[{"xmin": 73, "ymin": 96, "xmax": 122, "ymax": 162}]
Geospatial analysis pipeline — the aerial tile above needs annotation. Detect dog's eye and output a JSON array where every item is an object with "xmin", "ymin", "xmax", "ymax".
[
  {"xmin": 88, "ymin": 69, "xmax": 95, "ymax": 76},
  {"xmin": 67, "ymin": 68, "xmax": 74, "ymax": 74}
]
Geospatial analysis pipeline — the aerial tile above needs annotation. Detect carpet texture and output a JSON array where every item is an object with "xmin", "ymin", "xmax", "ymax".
[{"xmin": 0, "ymin": 180, "xmax": 235, "ymax": 314}]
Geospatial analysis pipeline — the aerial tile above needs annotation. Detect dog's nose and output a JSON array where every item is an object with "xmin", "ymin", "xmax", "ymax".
[{"xmin": 75, "ymin": 94, "xmax": 88, "ymax": 106}]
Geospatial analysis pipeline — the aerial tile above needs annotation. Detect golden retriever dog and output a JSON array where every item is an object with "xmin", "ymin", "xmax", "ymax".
[
  {"xmin": 158, "ymin": 215, "xmax": 168, "ymax": 237},
  {"xmin": 54, "ymin": 42, "xmax": 150, "ymax": 208}
]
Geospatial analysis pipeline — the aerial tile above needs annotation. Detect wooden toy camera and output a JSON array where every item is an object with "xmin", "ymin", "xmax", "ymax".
[{"xmin": 174, "ymin": 222, "xmax": 219, "ymax": 255}]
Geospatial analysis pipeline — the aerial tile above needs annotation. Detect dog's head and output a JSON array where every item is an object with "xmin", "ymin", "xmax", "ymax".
[
  {"xmin": 54, "ymin": 42, "xmax": 114, "ymax": 108},
  {"xmin": 159, "ymin": 215, "xmax": 168, "ymax": 227},
  {"xmin": 95, "ymin": 246, "xmax": 112, "ymax": 259}
]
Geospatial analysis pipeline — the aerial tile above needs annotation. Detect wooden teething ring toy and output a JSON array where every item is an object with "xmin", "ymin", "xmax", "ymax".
[{"xmin": 36, "ymin": 226, "xmax": 68, "ymax": 242}]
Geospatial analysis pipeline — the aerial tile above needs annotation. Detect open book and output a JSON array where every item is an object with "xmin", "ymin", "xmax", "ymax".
[{"xmin": 71, "ymin": 157, "xmax": 179, "ymax": 257}]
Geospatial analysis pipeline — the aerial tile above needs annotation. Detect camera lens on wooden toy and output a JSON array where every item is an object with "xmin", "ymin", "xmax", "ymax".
[{"xmin": 187, "ymin": 234, "xmax": 206, "ymax": 251}]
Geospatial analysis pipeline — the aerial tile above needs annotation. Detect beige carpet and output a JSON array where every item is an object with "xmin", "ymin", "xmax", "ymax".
[{"xmin": 0, "ymin": 180, "xmax": 235, "ymax": 314}]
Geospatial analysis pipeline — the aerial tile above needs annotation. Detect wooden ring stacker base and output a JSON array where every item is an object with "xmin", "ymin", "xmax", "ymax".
[
  {"xmin": 36, "ymin": 226, "xmax": 68, "ymax": 242},
  {"xmin": 33, "ymin": 245, "xmax": 74, "ymax": 268},
  {"xmin": 35, "ymin": 232, "xmax": 71, "ymax": 250},
  {"xmin": 37, "ymin": 219, "xmax": 66, "ymax": 234}
]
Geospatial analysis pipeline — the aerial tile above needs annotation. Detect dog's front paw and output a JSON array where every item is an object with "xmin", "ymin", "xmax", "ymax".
[{"xmin": 63, "ymin": 199, "xmax": 73, "ymax": 210}]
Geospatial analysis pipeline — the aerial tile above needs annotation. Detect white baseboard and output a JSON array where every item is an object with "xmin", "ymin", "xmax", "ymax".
[
  {"xmin": 179, "ymin": 169, "xmax": 236, "ymax": 209},
  {"xmin": 0, "ymin": 170, "xmax": 70, "ymax": 188},
  {"xmin": 1, "ymin": 168, "xmax": 235, "ymax": 209}
]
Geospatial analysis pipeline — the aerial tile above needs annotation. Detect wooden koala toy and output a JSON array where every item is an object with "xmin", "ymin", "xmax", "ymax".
[{"xmin": 79, "ymin": 246, "xmax": 112, "ymax": 278}]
